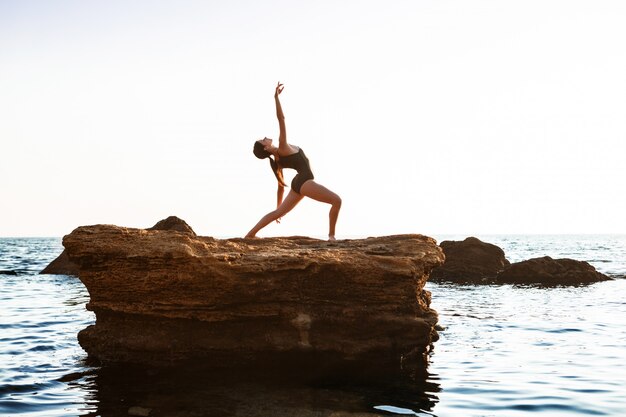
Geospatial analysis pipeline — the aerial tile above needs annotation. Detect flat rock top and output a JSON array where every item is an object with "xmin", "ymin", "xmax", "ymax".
[{"xmin": 63, "ymin": 225, "xmax": 444, "ymax": 276}]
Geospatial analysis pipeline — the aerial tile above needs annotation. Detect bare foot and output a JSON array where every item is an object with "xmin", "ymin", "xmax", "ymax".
[{"xmin": 328, "ymin": 235, "xmax": 336, "ymax": 241}]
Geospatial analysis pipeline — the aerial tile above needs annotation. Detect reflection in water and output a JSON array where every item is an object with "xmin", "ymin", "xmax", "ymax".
[{"xmin": 67, "ymin": 361, "xmax": 440, "ymax": 417}]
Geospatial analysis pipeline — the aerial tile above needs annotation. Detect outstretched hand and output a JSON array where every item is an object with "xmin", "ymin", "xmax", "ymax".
[{"xmin": 274, "ymin": 82, "xmax": 284, "ymax": 98}]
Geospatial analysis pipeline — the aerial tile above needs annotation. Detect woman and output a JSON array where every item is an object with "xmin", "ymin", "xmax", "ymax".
[{"xmin": 246, "ymin": 82, "xmax": 342, "ymax": 240}]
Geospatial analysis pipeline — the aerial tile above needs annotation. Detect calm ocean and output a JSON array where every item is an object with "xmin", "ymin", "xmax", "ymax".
[{"xmin": 1, "ymin": 235, "xmax": 625, "ymax": 416}]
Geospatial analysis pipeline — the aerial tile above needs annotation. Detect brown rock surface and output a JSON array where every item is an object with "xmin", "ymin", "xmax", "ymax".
[
  {"xmin": 496, "ymin": 256, "xmax": 611, "ymax": 285},
  {"xmin": 430, "ymin": 237, "xmax": 509, "ymax": 282},
  {"xmin": 40, "ymin": 250, "xmax": 80, "ymax": 275},
  {"xmin": 146, "ymin": 215, "xmax": 196, "ymax": 236},
  {"xmin": 62, "ymin": 224, "xmax": 444, "ymax": 373},
  {"xmin": 41, "ymin": 215, "xmax": 195, "ymax": 276}
]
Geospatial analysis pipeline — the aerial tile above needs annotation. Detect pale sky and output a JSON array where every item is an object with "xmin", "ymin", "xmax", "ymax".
[{"xmin": 1, "ymin": 0, "xmax": 625, "ymax": 238}]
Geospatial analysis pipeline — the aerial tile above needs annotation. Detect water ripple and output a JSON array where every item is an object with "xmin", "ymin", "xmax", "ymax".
[
  {"xmin": 0, "ymin": 240, "xmax": 96, "ymax": 416},
  {"xmin": 427, "ymin": 276, "xmax": 626, "ymax": 417},
  {"xmin": 2, "ymin": 236, "xmax": 626, "ymax": 416}
]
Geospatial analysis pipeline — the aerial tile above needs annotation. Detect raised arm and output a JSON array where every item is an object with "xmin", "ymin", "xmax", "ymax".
[{"xmin": 274, "ymin": 82, "xmax": 288, "ymax": 151}]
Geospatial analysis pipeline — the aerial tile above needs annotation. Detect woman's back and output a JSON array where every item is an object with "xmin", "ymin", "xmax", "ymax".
[{"xmin": 278, "ymin": 148, "xmax": 312, "ymax": 175}]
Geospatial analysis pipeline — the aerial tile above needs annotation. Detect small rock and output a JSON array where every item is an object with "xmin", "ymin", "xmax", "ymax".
[
  {"xmin": 496, "ymin": 256, "xmax": 611, "ymax": 285},
  {"xmin": 430, "ymin": 237, "xmax": 510, "ymax": 283},
  {"xmin": 0, "ymin": 270, "xmax": 18, "ymax": 275},
  {"xmin": 147, "ymin": 216, "xmax": 196, "ymax": 236}
]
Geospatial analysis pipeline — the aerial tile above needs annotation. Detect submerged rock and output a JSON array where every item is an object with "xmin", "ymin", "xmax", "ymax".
[
  {"xmin": 496, "ymin": 256, "xmax": 611, "ymax": 285},
  {"xmin": 62, "ymin": 223, "xmax": 444, "ymax": 375},
  {"xmin": 430, "ymin": 237, "xmax": 509, "ymax": 283}
]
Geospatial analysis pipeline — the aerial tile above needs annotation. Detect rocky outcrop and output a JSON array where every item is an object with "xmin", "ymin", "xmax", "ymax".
[
  {"xmin": 430, "ymin": 237, "xmax": 510, "ymax": 283},
  {"xmin": 496, "ymin": 256, "xmax": 611, "ymax": 285},
  {"xmin": 40, "ymin": 250, "xmax": 80, "ymax": 275},
  {"xmin": 430, "ymin": 238, "xmax": 609, "ymax": 286},
  {"xmin": 62, "ymin": 223, "xmax": 444, "ymax": 374},
  {"xmin": 41, "ymin": 215, "xmax": 195, "ymax": 275}
]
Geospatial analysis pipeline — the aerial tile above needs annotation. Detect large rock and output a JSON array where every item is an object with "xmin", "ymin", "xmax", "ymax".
[
  {"xmin": 62, "ymin": 224, "xmax": 444, "ymax": 374},
  {"xmin": 430, "ymin": 237, "xmax": 510, "ymax": 283},
  {"xmin": 496, "ymin": 256, "xmax": 611, "ymax": 285}
]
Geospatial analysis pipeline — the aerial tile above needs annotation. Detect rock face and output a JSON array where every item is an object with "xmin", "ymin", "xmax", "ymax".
[
  {"xmin": 430, "ymin": 237, "xmax": 510, "ymax": 283},
  {"xmin": 497, "ymin": 256, "xmax": 611, "ymax": 285},
  {"xmin": 62, "ymin": 224, "xmax": 444, "ymax": 374}
]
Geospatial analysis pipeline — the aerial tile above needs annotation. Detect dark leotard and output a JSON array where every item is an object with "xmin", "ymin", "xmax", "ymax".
[{"xmin": 278, "ymin": 147, "xmax": 314, "ymax": 194}]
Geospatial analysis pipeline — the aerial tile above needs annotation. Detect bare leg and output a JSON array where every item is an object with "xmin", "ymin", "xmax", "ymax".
[
  {"xmin": 245, "ymin": 190, "xmax": 304, "ymax": 238},
  {"xmin": 299, "ymin": 180, "xmax": 342, "ymax": 240}
]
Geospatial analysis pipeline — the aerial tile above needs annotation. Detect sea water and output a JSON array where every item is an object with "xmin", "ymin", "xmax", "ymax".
[{"xmin": 1, "ymin": 235, "xmax": 625, "ymax": 416}]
